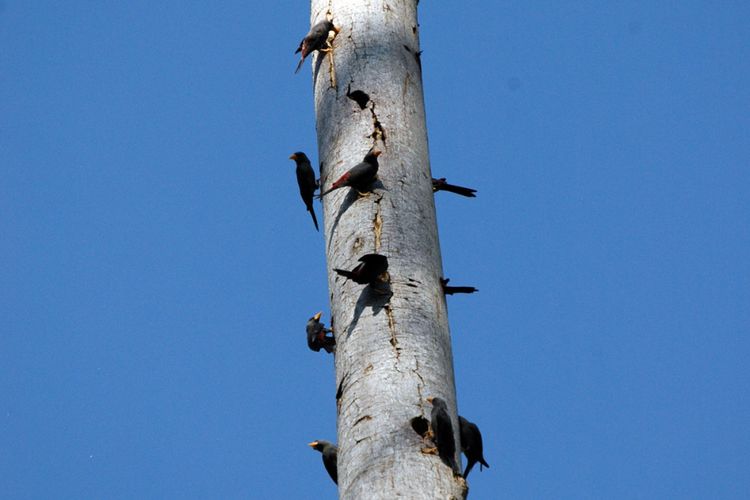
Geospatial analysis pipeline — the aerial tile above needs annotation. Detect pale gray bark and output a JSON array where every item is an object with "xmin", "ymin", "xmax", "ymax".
[{"xmin": 310, "ymin": 1, "xmax": 467, "ymax": 498}]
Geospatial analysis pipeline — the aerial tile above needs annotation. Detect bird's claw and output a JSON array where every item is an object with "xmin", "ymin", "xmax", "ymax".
[{"xmin": 421, "ymin": 447, "xmax": 438, "ymax": 455}]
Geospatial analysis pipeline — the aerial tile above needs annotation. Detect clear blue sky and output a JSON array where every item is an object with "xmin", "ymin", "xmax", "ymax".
[{"xmin": 2, "ymin": 1, "xmax": 749, "ymax": 498}]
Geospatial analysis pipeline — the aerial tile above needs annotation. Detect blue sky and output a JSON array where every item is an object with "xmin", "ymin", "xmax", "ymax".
[{"xmin": 2, "ymin": 1, "xmax": 749, "ymax": 498}]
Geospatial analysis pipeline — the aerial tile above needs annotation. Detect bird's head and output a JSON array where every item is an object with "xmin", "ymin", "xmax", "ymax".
[
  {"xmin": 428, "ymin": 396, "xmax": 447, "ymax": 409},
  {"xmin": 309, "ymin": 440, "xmax": 333, "ymax": 452},
  {"xmin": 289, "ymin": 152, "xmax": 308, "ymax": 163},
  {"xmin": 361, "ymin": 149, "xmax": 382, "ymax": 164}
]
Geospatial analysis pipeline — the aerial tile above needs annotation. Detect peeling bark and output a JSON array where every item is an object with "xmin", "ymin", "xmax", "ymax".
[{"xmin": 310, "ymin": 1, "xmax": 466, "ymax": 498}]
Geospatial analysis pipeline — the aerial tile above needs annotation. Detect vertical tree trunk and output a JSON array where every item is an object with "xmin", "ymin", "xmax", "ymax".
[{"xmin": 311, "ymin": 1, "xmax": 467, "ymax": 498}]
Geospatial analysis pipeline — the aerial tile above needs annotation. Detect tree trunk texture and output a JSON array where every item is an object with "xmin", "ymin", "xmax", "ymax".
[{"xmin": 310, "ymin": 1, "xmax": 467, "ymax": 498}]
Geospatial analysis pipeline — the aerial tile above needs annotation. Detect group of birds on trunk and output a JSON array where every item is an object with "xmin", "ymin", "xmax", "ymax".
[{"xmin": 289, "ymin": 17, "xmax": 488, "ymax": 489}]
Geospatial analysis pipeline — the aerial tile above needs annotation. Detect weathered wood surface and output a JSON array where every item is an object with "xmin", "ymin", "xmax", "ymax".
[{"xmin": 309, "ymin": 1, "xmax": 467, "ymax": 498}]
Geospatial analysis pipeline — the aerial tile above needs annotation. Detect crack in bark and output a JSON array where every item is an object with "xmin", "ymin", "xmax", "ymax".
[
  {"xmin": 336, "ymin": 371, "xmax": 349, "ymax": 414},
  {"xmin": 402, "ymin": 71, "xmax": 411, "ymax": 105},
  {"xmin": 353, "ymin": 415, "xmax": 372, "ymax": 427},
  {"xmin": 385, "ymin": 304, "xmax": 400, "ymax": 359},
  {"xmin": 368, "ymin": 102, "xmax": 387, "ymax": 146},
  {"xmin": 413, "ymin": 358, "xmax": 426, "ymax": 413},
  {"xmin": 327, "ymin": 49, "xmax": 337, "ymax": 90},
  {"xmin": 347, "ymin": 31, "xmax": 365, "ymax": 75},
  {"xmin": 342, "ymin": 396, "xmax": 359, "ymax": 415},
  {"xmin": 373, "ymin": 194, "xmax": 383, "ymax": 252}
]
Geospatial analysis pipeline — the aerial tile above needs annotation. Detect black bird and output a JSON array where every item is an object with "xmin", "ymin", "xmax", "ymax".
[
  {"xmin": 295, "ymin": 20, "xmax": 340, "ymax": 74},
  {"xmin": 459, "ymin": 416, "xmax": 490, "ymax": 479},
  {"xmin": 309, "ymin": 440, "xmax": 338, "ymax": 484},
  {"xmin": 306, "ymin": 312, "xmax": 335, "ymax": 353},
  {"xmin": 428, "ymin": 397, "xmax": 459, "ymax": 474},
  {"xmin": 334, "ymin": 253, "xmax": 388, "ymax": 286},
  {"xmin": 432, "ymin": 177, "xmax": 477, "ymax": 197},
  {"xmin": 289, "ymin": 152, "xmax": 319, "ymax": 231},
  {"xmin": 440, "ymin": 278, "xmax": 478, "ymax": 295},
  {"xmin": 319, "ymin": 150, "xmax": 381, "ymax": 197}
]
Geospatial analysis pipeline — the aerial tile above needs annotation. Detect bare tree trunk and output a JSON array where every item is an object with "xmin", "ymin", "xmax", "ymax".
[{"xmin": 310, "ymin": 1, "xmax": 467, "ymax": 498}]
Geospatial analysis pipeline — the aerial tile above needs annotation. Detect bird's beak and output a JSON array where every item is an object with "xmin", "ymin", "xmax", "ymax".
[
  {"xmin": 308, "ymin": 441, "xmax": 318, "ymax": 448},
  {"xmin": 313, "ymin": 312, "xmax": 323, "ymax": 321},
  {"xmin": 426, "ymin": 396, "xmax": 434, "ymax": 403},
  {"xmin": 289, "ymin": 153, "xmax": 297, "ymax": 160},
  {"xmin": 372, "ymin": 150, "xmax": 382, "ymax": 157}
]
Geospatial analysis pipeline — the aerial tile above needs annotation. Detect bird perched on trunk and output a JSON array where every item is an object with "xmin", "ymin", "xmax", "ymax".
[
  {"xmin": 295, "ymin": 20, "xmax": 340, "ymax": 74},
  {"xmin": 427, "ymin": 397, "xmax": 459, "ymax": 474},
  {"xmin": 459, "ymin": 416, "xmax": 490, "ymax": 479},
  {"xmin": 440, "ymin": 278, "xmax": 478, "ymax": 295},
  {"xmin": 289, "ymin": 152, "xmax": 319, "ymax": 231},
  {"xmin": 432, "ymin": 177, "xmax": 477, "ymax": 197},
  {"xmin": 334, "ymin": 253, "xmax": 388, "ymax": 286},
  {"xmin": 319, "ymin": 150, "xmax": 381, "ymax": 197},
  {"xmin": 306, "ymin": 311, "xmax": 335, "ymax": 354},
  {"xmin": 308, "ymin": 440, "xmax": 338, "ymax": 484}
]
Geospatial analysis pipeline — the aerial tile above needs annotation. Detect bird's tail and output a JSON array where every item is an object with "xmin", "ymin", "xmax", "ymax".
[
  {"xmin": 317, "ymin": 186, "xmax": 335, "ymax": 198},
  {"xmin": 441, "ymin": 183, "xmax": 477, "ymax": 197},
  {"xmin": 444, "ymin": 286, "xmax": 478, "ymax": 295},
  {"xmin": 309, "ymin": 207, "xmax": 319, "ymax": 231},
  {"xmin": 333, "ymin": 269, "xmax": 355, "ymax": 280},
  {"xmin": 479, "ymin": 458, "xmax": 490, "ymax": 470},
  {"xmin": 318, "ymin": 172, "xmax": 351, "ymax": 198},
  {"xmin": 294, "ymin": 57, "xmax": 305, "ymax": 74}
]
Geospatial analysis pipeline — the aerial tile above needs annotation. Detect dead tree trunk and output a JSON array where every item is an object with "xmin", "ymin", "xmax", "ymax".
[{"xmin": 310, "ymin": 1, "xmax": 467, "ymax": 498}]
